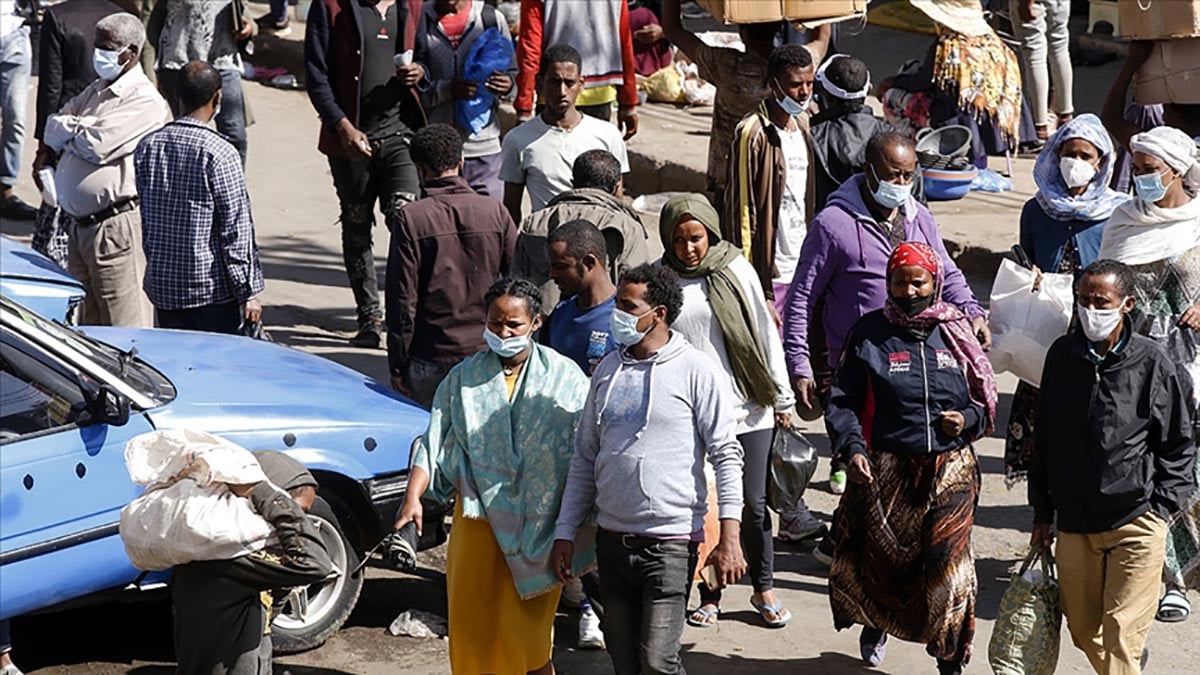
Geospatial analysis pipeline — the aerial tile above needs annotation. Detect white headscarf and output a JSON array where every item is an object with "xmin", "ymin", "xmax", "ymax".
[{"xmin": 1130, "ymin": 125, "xmax": 1200, "ymax": 190}]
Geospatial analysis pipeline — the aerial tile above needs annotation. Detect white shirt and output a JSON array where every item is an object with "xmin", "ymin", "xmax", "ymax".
[
  {"xmin": 774, "ymin": 123, "xmax": 808, "ymax": 284},
  {"xmin": 1, "ymin": 1, "xmax": 23, "ymax": 39},
  {"xmin": 500, "ymin": 114, "xmax": 629, "ymax": 212}
]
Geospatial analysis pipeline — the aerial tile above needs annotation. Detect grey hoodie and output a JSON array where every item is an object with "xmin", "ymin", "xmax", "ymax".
[{"xmin": 555, "ymin": 332, "xmax": 745, "ymax": 540}]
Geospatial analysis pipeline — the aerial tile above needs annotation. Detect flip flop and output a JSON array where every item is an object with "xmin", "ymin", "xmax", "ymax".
[
  {"xmin": 686, "ymin": 604, "xmax": 720, "ymax": 628},
  {"xmin": 1156, "ymin": 589, "xmax": 1191, "ymax": 623},
  {"xmin": 749, "ymin": 596, "xmax": 792, "ymax": 628}
]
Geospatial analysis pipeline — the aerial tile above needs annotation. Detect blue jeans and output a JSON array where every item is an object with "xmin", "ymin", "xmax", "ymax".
[
  {"xmin": 269, "ymin": 0, "xmax": 289, "ymax": 23},
  {"xmin": 597, "ymin": 529, "xmax": 698, "ymax": 675},
  {"xmin": 0, "ymin": 26, "xmax": 31, "ymax": 188}
]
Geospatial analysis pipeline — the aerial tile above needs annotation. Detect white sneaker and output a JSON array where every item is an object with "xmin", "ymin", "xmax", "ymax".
[
  {"xmin": 1, "ymin": 663, "xmax": 25, "ymax": 675},
  {"xmin": 578, "ymin": 605, "xmax": 605, "ymax": 649},
  {"xmin": 560, "ymin": 576, "xmax": 585, "ymax": 609},
  {"xmin": 778, "ymin": 502, "xmax": 827, "ymax": 542}
]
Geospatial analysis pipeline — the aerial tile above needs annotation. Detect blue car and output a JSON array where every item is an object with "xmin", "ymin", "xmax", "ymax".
[
  {"xmin": 0, "ymin": 236, "xmax": 84, "ymax": 324},
  {"xmin": 0, "ymin": 295, "xmax": 438, "ymax": 653}
]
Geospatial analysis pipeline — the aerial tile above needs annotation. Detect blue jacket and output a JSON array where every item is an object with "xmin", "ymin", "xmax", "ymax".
[
  {"xmin": 826, "ymin": 310, "xmax": 988, "ymax": 461},
  {"xmin": 1018, "ymin": 199, "xmax": 1106, "ymax": 273}
]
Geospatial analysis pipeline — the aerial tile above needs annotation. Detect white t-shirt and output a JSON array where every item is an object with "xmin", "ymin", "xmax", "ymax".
[
  {"xmin": 1, "ymin": 1, "xmax": 23, "ymax": 39},
  {"xmin": 774, "ymin": 124, "xmax": 808, "ymax": 284},
  {"xmin": 499, "ymin": 114, "xmax": 629, "ymax": 212}
]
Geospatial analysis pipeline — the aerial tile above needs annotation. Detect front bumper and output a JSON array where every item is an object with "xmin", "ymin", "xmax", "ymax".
[{"xmin": 363, "ymin": 472, "xmax": 447, "ymax": 551}]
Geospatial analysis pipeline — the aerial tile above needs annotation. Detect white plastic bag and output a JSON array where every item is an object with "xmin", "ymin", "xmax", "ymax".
[
  {"xmin": 987, "ymin": 259, "xmax": 1074, "ymax": 387},
  {"xmin": 119, "ymin": 430, "xmax": 272, "ymax": 571}
]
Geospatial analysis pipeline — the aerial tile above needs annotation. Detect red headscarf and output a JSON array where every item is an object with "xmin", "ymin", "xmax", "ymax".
[{"xmin": 883, "ymin": 242, "xmax": 998, "ymax": 437}]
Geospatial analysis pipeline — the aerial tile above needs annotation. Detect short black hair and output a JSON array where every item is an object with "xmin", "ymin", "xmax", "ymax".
[
  {"xmin": 410, "ymin": 123, "xmax": 464, "ymax": 173},
  {"xmin": 768, "ymin": 43, "xmax": 813, "ymax": 78},
  {"xmin": 178, "ymin": 60, "xmax": 222, "ymax": 115},
  {"xmin": 866, "ymin": 131, "xmax": 916, "ymax": 164},
  {"xmin": 484, "ymin": 277, "xmax": 542, "ymax": 319},
  {"xmin": 1079, "ymin": 259, "xmax": 1136, "ymax": 298},
  {"xmin": 548, "ymin": 219, "xmax": 607, "ymax": 265},
  {"xmin": 823, "ymin": 56, "xmax": 869, "ymax": 97},
  {"xmin": 572, "ymin": 149, "xmax": 622, "ymax": 193},
  {"xmin": 538, "ymin": 43, "xmax": 583, "ymax": 80},
  {"xmin": 620, "ymin": 264, "xmax": 683, "ymax": 325}
]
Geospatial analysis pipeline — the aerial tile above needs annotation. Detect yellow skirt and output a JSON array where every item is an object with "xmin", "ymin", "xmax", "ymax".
[{"xmin": 446, "ymin": 503, "xmax": 561, "ymax": 674}]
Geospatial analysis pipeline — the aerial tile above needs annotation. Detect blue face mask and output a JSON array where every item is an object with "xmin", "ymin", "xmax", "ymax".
[
  {"xmin": 869, "ymin": 164, "xmax": 913, "ymax": 210},
  {"xmin": 483, "ymin": 328, "xmax": 529, "ymax": 358},
  {"xmin": 1133, "ymin": 170, "xmax": 1170, "ymax": 204},
  {"xmin": 610, "ymin": 308, "xmax": 654, "ymax": 347},
  {"xmin": 773, "ymin": 79, "xmax": 809, "ymax": 117}
]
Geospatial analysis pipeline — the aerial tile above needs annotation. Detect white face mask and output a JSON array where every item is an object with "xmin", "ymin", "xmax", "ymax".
[
  {"xmin": 92, "ymin": 47, "xmax": 125, "ymax": 82},
  {"xmin": 1076, "ymin": 304, "xmax": 1124, "ymax": 343},
  {"xmin": 483, "ymin": 327, "xmax": 529, "ymax": 358},
  {"xmin": 1059, "ymin": 156, "xmax": 1097, "ymax": 189}
]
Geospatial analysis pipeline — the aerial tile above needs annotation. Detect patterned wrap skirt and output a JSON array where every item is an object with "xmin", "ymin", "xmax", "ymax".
[{"xmin": 829, "ymin": 444, "xmax": 981, "ymax": 663}]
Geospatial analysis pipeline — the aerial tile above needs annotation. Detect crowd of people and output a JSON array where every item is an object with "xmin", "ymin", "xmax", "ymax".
[{"xmin": 1, "ymin": 0, "xmax": 1199, "ymax": 674}]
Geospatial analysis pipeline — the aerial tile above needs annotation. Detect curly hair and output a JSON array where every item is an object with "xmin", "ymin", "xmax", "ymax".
[
  {"xmin": 620, "ymin": 264, "xmax": 683, "ymax": 325},
  {"xmin": 410, "ymin": 123, "xmax": 464, "ymax": 174},
  {"xmin": 484, "ymin": 277, "xmax": 543, "ymax": 319}
]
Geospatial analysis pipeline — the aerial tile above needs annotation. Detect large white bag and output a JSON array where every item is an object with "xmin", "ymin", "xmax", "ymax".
[
  {"xmin": 987, "ymin": 259, "xmax": 1074, "ymax": 388},
  {"xmin": 119, "ymin": 430, "xmax": 272, "ymax": 571}
]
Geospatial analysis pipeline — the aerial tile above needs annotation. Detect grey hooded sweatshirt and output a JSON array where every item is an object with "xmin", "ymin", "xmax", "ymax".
[{"xmin": 555, "ymin": 332, "xmax": 745, "ymax": 540}]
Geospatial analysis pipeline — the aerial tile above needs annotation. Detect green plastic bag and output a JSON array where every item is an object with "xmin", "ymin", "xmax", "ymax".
[{"xmin": 989, "ymin": 547, "xmax": 1062, "ymax": 675}]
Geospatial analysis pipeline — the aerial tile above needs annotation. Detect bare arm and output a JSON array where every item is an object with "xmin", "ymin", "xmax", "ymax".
[
  {"xmin": 1101, "ymin": 41, "xmax": 1154, "ymax": 152},
  {"xmin": 660, "ymin": 0, "xmax": 703, "ymax": 62}
]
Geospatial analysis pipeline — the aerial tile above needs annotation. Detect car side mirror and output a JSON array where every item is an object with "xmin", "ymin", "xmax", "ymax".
[{"xmin": 88, "ymin": 384, "xmax": 130, "ymax": 427}]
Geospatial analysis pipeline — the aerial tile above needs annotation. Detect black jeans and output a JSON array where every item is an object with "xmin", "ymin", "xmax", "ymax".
[
  {"xmin": 597, "ymin": 529, "xmax": 698, "ymax": 675},
  {"xmin": 156, "ymin": 300, "xmax": 242, "ymax": 335},
  {"xmin": 700, "ymin": 427, "xmax": 773, "ymax": 604},
  {"xmin": 328, "ymin": 133, "xmax": 419, "ymax": 325}
]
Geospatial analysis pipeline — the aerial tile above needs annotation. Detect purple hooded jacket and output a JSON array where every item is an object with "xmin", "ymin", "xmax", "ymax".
[{"xmin": 783, "ymin": 174, "xmax": 985, "ymax": 378}]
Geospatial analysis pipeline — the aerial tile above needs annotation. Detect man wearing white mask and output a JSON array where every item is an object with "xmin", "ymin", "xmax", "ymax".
[
  {"xmin": 41, "ymin": 12, "xmax": 170, "ymax": 326},
  {"xmin": 1031, "ymin": 259, "xmax": 1194, "ymax": 674}
]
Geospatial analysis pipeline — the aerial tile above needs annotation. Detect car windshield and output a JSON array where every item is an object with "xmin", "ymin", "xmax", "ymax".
[{"xmin": 5, "ymin": 301, "xmax": 175, "ymax": 406}]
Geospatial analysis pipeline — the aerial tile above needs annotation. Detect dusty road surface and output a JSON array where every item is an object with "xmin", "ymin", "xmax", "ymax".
[{"xmin": 3, "ymin": 9, "xmax": 1199, "ymax": 674}]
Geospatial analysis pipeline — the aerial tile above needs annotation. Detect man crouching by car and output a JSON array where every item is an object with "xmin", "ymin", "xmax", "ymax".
[{"xmin": 172, "ymin": 451, "xmax": 332, "ymax": 675}]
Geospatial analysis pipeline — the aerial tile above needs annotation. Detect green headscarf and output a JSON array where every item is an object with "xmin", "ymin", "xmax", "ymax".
[{"xmin": 659, "ymin": 194, "xmax": 777, "ymax": 408}]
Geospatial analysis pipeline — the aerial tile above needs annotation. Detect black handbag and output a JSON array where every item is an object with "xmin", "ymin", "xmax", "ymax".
[{"xmin": 766, "ymin": 425, "xmax": 819, "ymax": 512}]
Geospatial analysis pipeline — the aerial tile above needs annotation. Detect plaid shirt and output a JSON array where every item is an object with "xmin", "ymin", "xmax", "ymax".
[{"xmin": 135, "ymin": 117, "xmax": 264, "ymax": 311}]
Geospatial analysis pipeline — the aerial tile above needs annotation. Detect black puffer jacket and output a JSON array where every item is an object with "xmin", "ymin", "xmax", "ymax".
[{"xmin": 1030, "ymin": 326, "xmax": 1196, "ymax": 534}]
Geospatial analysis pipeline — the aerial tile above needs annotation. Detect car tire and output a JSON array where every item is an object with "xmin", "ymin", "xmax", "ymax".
[{"xmin": 269, "ymin": 495, "xmax": 364, "ymax": 654}]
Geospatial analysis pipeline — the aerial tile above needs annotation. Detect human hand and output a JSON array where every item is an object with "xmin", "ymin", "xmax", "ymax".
[
  {"xmin": 707, "ymin": 541, "xmax": 747, "ymax": 587},
  {"xmin": 337, "ymin": 120, "xmax": 373, "ymax": 157},
  {"xmin": 32, "ymin": 146, "xmax": 54, "ymax": 188},
  {"xmin": 242, "ymin": 298, "xmax": 262, "ymax": 324},
  {"xmin": 394, "ymin": 498, "xmax": 424, "ymax": 537},
  {"xmin": 391, "ymin": 374, "xmax": 412, "ymax": 396},
  {"xmin": 1127, "ymin": 40, "xmax": 1154, "ymax": 69},
  {"xmin": 396, "ymin": 62, "xmax": 425, "ymax": 86},
  {"xmin": 939, "ymin": 410, "xmax": 966, "ymax": 438},
  {"xmin": 972, "ymin": 316, "xmax": 992, "ymax": 350},
  {"xmin": 618, "ymin": 110, "xmax": 639, "ymax": 140},
  {"xmin": 289, "ymin": 485, "xmax": 317, "ymax": 512},
  {"xmin": 847, "ymin": 453, "xmax": 873, "ymax": 484},
  {"xmin": 774, "ymin": 411, "xmax": 793, "ymax": 429},
  {"xmin": 1030, "ymin": 265, "xmax": 1043, "ymax": 293},
  {"xmin": 228, "ymin": 482, "xmax": 259, "ymax": 498},
  {"xmin": 635, "ymin": 23, "xmax": 664, "ymax": 45},
  {"xmin": 1179, "ymin": 304, "xmax": 1200, "ymax": 331},
  {"xmin": 484, "ymin": 71, "xmax": 512, "ymax": 96},
  {"xmin": 451, "ymin": 77, "xmax": 479, "ymax": 100},
  {"xmin": 1030, "ymin": 522, "xmax": 1054, "ymax": 550},
  {"xmin": 768, "ymin": 302, "xmax": 783, "ymax": 329},
  {"xmin": 1018, "ymin": 0, "xmax": 1036, "ymax": 23},
  {"xmin": 549, "ymin": 539, "xmax": 575, "ymax": 582},
  {"xmin": 792, "ymin": 376, "xmax": 817, "ymax": 411},
  {"xmin": 235, "ymin": 18, "xmax": 254, "ymax": 41}
]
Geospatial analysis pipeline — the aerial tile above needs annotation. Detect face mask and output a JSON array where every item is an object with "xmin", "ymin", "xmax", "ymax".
[
  {"xmin": 611, "ymin": 308, "xmax": 654, "ymax": 347},
  {"xmin": 869, "ymin": 164, "xmax": 912, "ymax": 210},
  {"xmin": 893, "ymin": 294, "xmax": 935, "ymax": 317},
  {"xmin": 774, "ymin": 79, "xmax": 808, "ymax": 117},
  {"xmin": 483, "ymin": 328, "xmax": 529, "ymax": 358},
  {"xmin": 1133, "ymin": 170, "xmax": 1170, "ymax": 204},
  {"xmin": 1059, "ymin": 157, "xmax": 1097, "ymax": 189},
  {"xmin": 93, "ymin": 47, "xmax": 125, "ymax": 82},
  {"xmin": 1076, "ymin": 305, "xmax": 1124, "ymax": 342}
]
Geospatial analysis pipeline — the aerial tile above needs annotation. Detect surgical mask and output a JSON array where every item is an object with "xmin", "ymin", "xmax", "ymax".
[
  {"xmin": 893, "ymin": 294, "xmax": 935, "ymax": 317},
  {"xmin": 483, "ymin": 328, "xmax": 529, "ymax": 358},
  {"xmin": 1076, "ymin": 305, "xmax": 1123, "ymax": 343},
  {"xmin": 869, "ymin": 164, "xmax": 913, "ymax": 210},
  {"xmin": 1133, "ymin": 170, "xmax": 1169, "ymax": 204},
  {"xmin": 774, "ymin": 79, "xmax": 808, "ymax": 117},
  {"xmin": 1059, "ymin": 157, "xmax": 1097, "ymax": 189},
  {"xmin": 93, "ymin": 47, "xmax": 125, "ymax": 82},
  {"xmin": 611, "ymin": 308, "xmax": 654, "ymax": 346}
]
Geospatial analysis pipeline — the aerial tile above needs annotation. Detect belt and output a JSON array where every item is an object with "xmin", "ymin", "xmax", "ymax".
[
  {"xmin": 598, "ymin": 528, "xmax": 688, "ymax": 549},
  {"xmin": 70, "ymin": 198, "xmax": 138, "ymax": 227}
]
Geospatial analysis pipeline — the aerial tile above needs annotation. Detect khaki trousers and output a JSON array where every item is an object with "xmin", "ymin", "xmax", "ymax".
[
  {"xmin": 1056, "ymin": 511, "xmax": 1167, "ymax": 675},
  {"xmin": 67, "ymin": 208, "xmax": 152, "ymax": 327}
]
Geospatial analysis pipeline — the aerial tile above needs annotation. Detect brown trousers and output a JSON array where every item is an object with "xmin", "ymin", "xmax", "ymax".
[
  {"xmin": 1057, "ymin": 511, "xmax": 1167, "ymax": 675},
  {"xmin": 67, "ymin": 209, "xmax": 152, "ymax": 327}
]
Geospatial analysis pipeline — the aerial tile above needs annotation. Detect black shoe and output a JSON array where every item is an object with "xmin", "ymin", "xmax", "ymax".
[
  {"xmin": 349, "ymin": 320, "xmax": 382, "ymax": 348},
  {"xmin": 255, "ymin": 14, "xmax": 290, "ymax": 35},
  {"xmin": 0, "ymin": 194, "xmax": 37, "ymax": 220},
  {"xmin": 1141, "ymin": 647, "xmax": 1150, "ymax": 671},
  {"xmin": 936, "ymin": 658, "xmax": 963, "ymax": 675}
]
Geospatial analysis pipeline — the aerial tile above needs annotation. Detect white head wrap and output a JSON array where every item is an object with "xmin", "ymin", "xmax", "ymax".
[
  {"xmin": 815, "ymin": 54, "xmax": 869, "ymax": 101},
  {"xmin": 1130, "ymin": 126, "xmax": 1200, "ymax": 190}
]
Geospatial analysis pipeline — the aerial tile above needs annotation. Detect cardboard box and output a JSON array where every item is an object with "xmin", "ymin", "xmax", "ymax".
[
  {"xmin": 1135, "ymin": 38, "xmax": 1200, "ymax": 104},
  {"xmin": 1120, "ymin": 0, "xmax": 1200, "ymax": 39},
  {"xmin": 699, "ymin": 0, "xmax": 865, "ymax": 25}
]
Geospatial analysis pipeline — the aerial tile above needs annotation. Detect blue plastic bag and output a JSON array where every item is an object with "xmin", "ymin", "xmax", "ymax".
[
  {"xmin": 456, "ymin": 27, "xmax": 515, "ymax": 137},
  {"xmin": 970, "ymin": 168, "xmax": 1014, "ymax": 193}
]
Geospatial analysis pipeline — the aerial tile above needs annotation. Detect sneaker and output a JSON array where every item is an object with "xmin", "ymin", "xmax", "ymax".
[
  {"xmin": 829, "ymin": 470, "xmax": 847, "ymax": 495},
  {"xmin": 1, "ymin": 664, "xmax": 25, "ymax": 675},
  {"xmin": 812, "ymin": 536, "xmax": 834, "ymax": 567},
  {"xmin": 680, "ymin": 1, "xmax": 710, "ymax": 20},
  {"xmin": 859, "ymin": 627, "xmax": 887, "ymax": 667},
  {"xmin": 577, "ymin": 605, "xmax": 605, "ymax": 649},
  {"xmin": 778, "ymin": 502, "xmax": 827, "ymax": 542},
  {"xmin": 349, "ymin": 320, "xmax": 382, "ymax": 348}
]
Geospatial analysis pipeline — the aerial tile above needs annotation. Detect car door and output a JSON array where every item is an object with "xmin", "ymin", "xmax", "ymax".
[{"xmin": 0, "ymin": 333, "xmax": 155, "ymax": 619}]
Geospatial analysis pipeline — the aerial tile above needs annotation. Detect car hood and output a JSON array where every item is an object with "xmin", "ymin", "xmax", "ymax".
[
  {"xmin": 0, "ymin": 236, "xmax": 82, "ymax": 290},
  {"xmin": 84, "ymin": 327, "xmax": 428, "ymax": 437}
]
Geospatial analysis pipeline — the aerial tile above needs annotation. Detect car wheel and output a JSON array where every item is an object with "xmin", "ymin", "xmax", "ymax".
[{"xmin": 269, "ymin": 495, "xmax": 364, "ymax": 654}]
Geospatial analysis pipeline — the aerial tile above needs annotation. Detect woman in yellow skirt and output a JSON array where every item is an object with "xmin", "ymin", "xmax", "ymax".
[{"xmin": 395, "ymin": 278, "xmax": 594, "ymax": 674}]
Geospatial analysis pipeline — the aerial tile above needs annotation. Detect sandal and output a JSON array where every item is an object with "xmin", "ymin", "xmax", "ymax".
[
  {"xmin": 686, "ymin": 604, "xmax": 720, "ymax": 628},
  {"xmin": 1156, "ymin": 589, "xmax": 1191, "ymax": 623},
  {"xmin": 749, "ymin": 595, "xmax": 792, "ymax": 628}
]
